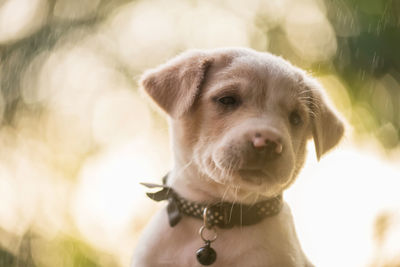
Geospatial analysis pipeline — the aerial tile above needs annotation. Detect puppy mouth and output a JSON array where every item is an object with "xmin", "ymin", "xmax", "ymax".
[{"xmin": 238, "ymin": 169, "xmax": 270, "ymax": 185}]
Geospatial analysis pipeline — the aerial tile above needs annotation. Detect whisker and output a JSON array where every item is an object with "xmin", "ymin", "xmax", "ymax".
[
  {"xmin": 221, "ymin": 184, "xmax": 230, "ymax": 203},
  {"xmin": 228, "ymin": 186, "xmax": 239, "ymax": 223}
]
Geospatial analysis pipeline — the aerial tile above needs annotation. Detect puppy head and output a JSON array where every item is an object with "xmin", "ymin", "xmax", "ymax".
[{"xmin": 141, "ymin": 48, "xmax": 344, "ymax": 198}]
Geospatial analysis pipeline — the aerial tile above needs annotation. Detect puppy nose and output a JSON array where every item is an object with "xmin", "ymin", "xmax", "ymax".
[{"xmin": 252, "ymin": 132, "xmax": 283, "ymax": 154}]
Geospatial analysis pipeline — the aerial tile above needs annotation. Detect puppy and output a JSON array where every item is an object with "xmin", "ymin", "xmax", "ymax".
[{"xmin": 132, "ymin": 48, "xmax": 344, "ymax": 267}]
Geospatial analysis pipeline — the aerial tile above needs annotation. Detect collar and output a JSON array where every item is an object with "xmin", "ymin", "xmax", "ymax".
[{"xmin": 141, "ymin": 175, "xmax": 283, "ymax": 229}]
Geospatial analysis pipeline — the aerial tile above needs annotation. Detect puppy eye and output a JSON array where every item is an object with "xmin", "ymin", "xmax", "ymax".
[
  {"xmin": 218, "ymin": 96, "xmax": 237, "ymax": 106},
  {"xmin": 289, "ymin": 111, "xmax": 302, "ymax": 126}
]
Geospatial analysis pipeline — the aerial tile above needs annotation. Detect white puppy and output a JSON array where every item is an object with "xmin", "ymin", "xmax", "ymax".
[{"xmin": 132, "ymin": 48, "xmax": 344, "ymax": 267}]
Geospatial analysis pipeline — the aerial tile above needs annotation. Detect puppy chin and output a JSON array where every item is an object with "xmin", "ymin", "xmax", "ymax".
[
  {"xmin": 235, "ymin": 171, "xmax": 290, "ymax": 196},
  {"xmin": 206, "ymin": 163, "xmax": 291, "ymax": 198}
]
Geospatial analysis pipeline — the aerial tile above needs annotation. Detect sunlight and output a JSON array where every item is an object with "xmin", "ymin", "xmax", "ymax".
[
  {"xmin": 287, "ymin": 142, "xmax": 400, "ymax": 267},
  {"xmin": 0, "ymin": 0, "xmax": 48, "ymax": 43},
  {"xmin": 284, "ymin": 1, "xmax": 337, "ymax": 63},
  {"xmin": 0, "ymin": 165, "xmax": 19, "ymax": 234},
  {"xmin": 72, "ymin": 136, "xmax": 170, "ymax": 265}
]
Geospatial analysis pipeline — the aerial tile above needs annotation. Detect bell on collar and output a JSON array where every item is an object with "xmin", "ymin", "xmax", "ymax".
[
  {"xmin": 196, "ymin": 209, "xmax": 218, "ymax": 265},
  {"xmin": 196, "ymin": 241, "xmax": 216, "ymax": 265}
]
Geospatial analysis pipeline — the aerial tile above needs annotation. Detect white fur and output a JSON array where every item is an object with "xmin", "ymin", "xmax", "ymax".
[{"xmin": 132, "ymin": 48, "xmax": 343, "ymax": 267}]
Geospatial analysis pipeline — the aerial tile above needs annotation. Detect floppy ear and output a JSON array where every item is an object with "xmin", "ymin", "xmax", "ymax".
[
  {"xmin": 308, "ymin": 82, "xmax": 345, "ymax": 160},
  {"xmin": 140, "ymin": 51, "xmax": 213, "ymax": 118}
]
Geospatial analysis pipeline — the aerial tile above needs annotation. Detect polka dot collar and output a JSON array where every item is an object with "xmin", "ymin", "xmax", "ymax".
[{"xmin": 142, "ymin": 176, "xmax": 283, "ymax": 228}]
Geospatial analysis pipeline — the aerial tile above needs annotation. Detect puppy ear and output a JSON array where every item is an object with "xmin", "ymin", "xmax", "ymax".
[
  {"xmin": 140, "ymin": 51, "xmax": 213, "ymax": 118},
  {"xmin": 308, "ymin": 83, "xmax": 345, "ymax": 160}
]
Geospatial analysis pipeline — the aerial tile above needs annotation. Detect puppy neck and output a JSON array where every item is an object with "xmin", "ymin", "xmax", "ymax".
[{"xmin": 166, "ymin": 166, "xmax": 218, "ymax": 201}]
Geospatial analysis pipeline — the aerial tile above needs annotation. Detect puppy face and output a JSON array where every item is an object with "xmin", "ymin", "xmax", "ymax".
[
  {"xmin": 191, "ymin": 57, "xmax": 311, "ymax": 196},
  {"xmin": 141, "ymin": 48, "xmax": 344, "ymax": 198}
]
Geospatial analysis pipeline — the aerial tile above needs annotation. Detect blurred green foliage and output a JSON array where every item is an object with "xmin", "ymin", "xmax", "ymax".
[
  {"xmin": 330, "ymin": 0, "xmax": 400, "ymax": 147},
  {"xmin": 0, "ymin": 228, "xmax": 118, "ymax": 267},
  {"xmin": 266, "ymin": 0, "xmax": 400, "ymax": 148}
]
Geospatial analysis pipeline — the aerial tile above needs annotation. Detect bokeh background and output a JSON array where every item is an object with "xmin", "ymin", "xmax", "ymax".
[{"xmin": 0, "ymin": 0, "xmax": 399, "ymax": 266}]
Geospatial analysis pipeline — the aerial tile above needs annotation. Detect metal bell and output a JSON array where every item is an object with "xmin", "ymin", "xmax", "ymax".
[{"xmin": 196, "ymin": 241, "xmax": 217, "ymax": 265}]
